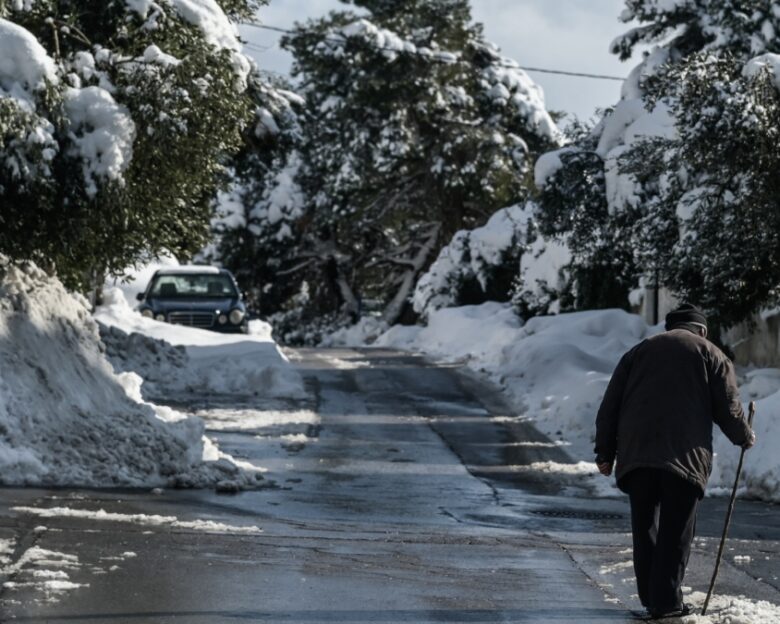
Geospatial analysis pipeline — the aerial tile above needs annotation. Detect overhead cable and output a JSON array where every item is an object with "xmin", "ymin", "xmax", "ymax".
[{"xmin": 240, "ymin": 21, "xmax": 626, "ymax": 82}]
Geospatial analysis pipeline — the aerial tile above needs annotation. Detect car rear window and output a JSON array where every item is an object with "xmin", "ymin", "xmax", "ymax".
[{"xmin": 150, "ymin": 274, "xmax": 237, "ymax": 298}]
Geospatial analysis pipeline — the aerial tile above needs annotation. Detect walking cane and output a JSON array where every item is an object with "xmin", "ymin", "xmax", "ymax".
[{"xmin": 701, "ymin": 400, "xmax": 756, "ymax": 616}]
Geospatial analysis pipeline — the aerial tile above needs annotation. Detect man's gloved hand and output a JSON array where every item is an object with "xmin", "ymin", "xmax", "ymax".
[
  {"xmin": 743, "ymin": 430, "xmax": 757, "ymax": 450},
  {"xmin": 595, "ymin": 456, "xmax": 614, "ymax": 477}
]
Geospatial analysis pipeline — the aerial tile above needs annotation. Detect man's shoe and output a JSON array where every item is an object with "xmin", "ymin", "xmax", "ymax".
[
  {"xmin": 648, "ymin": 603, "xmax": 694, "ymax": 619},
  {"xmin": 629, "ymin": 607, "xmax": 652, "ymax": 620}
]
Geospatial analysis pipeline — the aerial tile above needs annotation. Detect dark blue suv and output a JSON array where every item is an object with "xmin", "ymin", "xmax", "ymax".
[{"xmin": 136, "ymin": 267, "xmax": 249, "ymax": 333}]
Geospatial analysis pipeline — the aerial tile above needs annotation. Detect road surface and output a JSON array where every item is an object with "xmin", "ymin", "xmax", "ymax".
[{"xmin": 0, "ymin": 348, "xmax": 777, "ymax": 622}]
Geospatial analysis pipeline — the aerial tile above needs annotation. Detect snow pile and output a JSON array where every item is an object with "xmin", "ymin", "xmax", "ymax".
[
  {"xmin": 95, "ymin": 287, "xmax": 306, "ymax": 400},
  {"xmin": 680, "ymin": 591, "xmax": 780, "ymax": 624},
  {"xmin": 0, "ymin": 258, "xmax": 261, "ymax": 488},
  {"xmin": 99, "ymin": 322, "xmax": 189, "ymax": 398},
  {"xmin": 710, "ymin": 368, "xmax": 780, "ymax": 503},
  {"xmin": 376, "ymin": 304, "xmax": 780, "ymax": 502}
]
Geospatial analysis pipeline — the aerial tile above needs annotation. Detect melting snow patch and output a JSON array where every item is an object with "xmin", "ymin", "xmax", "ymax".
[
  {"xmin": 680, "ymin": 591, "xmax": 780, "ymax": 623},
  {"xmin": 1, "ymin": 546, "xmax": 86, "ymax": 603},
  {"xmin": 13, "ymin": 507, "xmax": 263, "ymax": 535},
  {"xmin": 198, "ymin": 408, "xmax": 317, "ymax": 432}
]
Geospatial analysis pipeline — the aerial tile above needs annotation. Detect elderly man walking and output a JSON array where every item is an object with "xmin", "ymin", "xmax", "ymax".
[{"xmin": 594, "ymin": 303, "xmax": 756, "ymax": 620}]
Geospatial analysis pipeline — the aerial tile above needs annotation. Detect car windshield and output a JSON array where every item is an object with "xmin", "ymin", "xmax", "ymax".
[{"xmin": 149, "ymin": 274, "xmax": 237, "ymax": 298}]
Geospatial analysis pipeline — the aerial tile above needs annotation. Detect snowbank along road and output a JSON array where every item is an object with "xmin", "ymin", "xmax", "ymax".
[{"xmin": 0, "ymin": 348, "xmax": 778, "ymax": 623}]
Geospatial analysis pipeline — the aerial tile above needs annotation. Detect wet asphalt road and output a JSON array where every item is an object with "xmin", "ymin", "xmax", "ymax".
[{"xmin": 0, "ymin": 348, "xmax": 777, "ymax": 623}]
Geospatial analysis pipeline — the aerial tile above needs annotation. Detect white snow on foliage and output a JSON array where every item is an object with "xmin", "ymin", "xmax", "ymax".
[
  {"xmin": 0, "ymin": 258, "xmax": 260, "ymax": 488},
  {"xmin": 374, "ymin": 304, "xmax": 780, "ymax": 503},
  {"xmin": 64, "ymin": 87, "xmax": 136, "ymax": 197},
  {"xmin": 252, "ymin": 152, "xmax": 306, "ymax": 241},
  {"xmin": 338, "ymin": 19, "xmax": 418, "ymax": 61},
  {"xmin": 0, "ymin": 18, "xmax": 59, "ymax": 180},
  {"xmin": 480, "ymin": 54, "xmax": 561, "ymax": 142},
  {"xmin": 743, "ymin": 52, "xmax": 780, "ymax": 89},
  {"xmin": 125, "ymin": 0, "xmax": 250, "ymax": 86},
  {"xmin": 0, "ymin": 18, "xmax": 57, "ymax": 100},
  {"xmin": 536, "ymin": 93, "xmax": 676, "ymax": 217},
  {"xmin": 170, "ymin": 0, "xmax": 242, "ymax": 51}
]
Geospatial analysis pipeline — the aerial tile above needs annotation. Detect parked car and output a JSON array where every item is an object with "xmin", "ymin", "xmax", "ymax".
[{"xmin": 136, "ymin": 266, "xmax": 249, "ymax": 333}]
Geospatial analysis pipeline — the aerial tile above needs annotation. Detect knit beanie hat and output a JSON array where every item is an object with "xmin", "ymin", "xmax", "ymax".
[{"xmin": 665, "ymin": 303, "xmax": 707, "ymax": 331}]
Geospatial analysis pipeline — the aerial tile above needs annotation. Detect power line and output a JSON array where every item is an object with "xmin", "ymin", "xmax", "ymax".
[{"xmin": 240, "ymin": 21, "xmax": 626, "ymax": 82}]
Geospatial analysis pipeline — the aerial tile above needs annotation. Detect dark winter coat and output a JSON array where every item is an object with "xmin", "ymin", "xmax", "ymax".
[{"xmin": 594, "ymin": 328, "xmax": 752, "ymax": 495}]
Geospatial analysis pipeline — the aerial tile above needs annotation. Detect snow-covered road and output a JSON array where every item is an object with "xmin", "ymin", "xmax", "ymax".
[{"xmin": 0, "ymin": 349, "xmax": 778, "ymax": 622}]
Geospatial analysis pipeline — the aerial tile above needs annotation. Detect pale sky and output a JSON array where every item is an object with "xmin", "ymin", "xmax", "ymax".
[{"xmin": 240, "ymin": 0, "xmax": 638, "ymax": 122}]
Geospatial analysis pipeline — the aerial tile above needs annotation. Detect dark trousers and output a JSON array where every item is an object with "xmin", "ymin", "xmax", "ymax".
[{"xmin": 623, "ymin": 468, "xmax": 701, "ymax": 613}]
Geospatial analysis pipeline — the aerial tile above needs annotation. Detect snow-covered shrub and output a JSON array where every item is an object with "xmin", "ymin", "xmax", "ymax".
[
  {"xmin": 510, "ymin": 233, "xmax": 572, "ymax": 318},
  {"xmin": 0, "ymin": 257, "xmax": 260, "ymax": 488},
  {"xmin": 535, "ymin": 119, "xmax": 643, "ymax": 312},
  {"xmin": 0, "ymin": 0, "xmax": 258, "ymax": 290},
  {"xmin": 413, "ymin": 203, "xmax": 533, "ymax": 318},
  {"xmin": 413, "ymin": 200, "xmax": 573, "ymax": 321}
]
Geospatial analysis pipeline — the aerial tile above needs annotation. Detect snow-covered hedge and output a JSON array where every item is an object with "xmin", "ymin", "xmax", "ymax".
[
  {"xmin": 413, "ymin": 202, "xmax": 571, "ymax": 320},
  {"xmin": 0, "ymin": 259, "xmax": 260, "ymax": 488}
]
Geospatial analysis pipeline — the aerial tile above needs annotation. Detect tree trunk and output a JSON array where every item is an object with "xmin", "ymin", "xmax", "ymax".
[
  {"xmin": 335, "ymin": 269, "xmax": 360, "ymax": 320},
  {"xmin": 382, "ymin": 224, "xmax": 440, "ymax": 326}
]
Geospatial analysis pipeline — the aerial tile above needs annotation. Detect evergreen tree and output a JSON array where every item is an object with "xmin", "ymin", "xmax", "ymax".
[
  {"xmin": 0, "ymin": 0, "xmax": 259, "ymax": 290},
  {"xmin": 533, "ymin": 0, "xmax": 780, "ymax": 327},
  {"xmin": 624, "ymin": 54, "xmax": 780, "ymax": 329},
  {"xmin": 260, "ymin": 0, "xmax": 560, "ymax": 328},
  {"xmin": 612, "ymin": 0, "xmax": 780, "ymax": 61}
]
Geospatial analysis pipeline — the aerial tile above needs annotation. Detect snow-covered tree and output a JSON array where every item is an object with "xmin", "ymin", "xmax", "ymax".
[
  {"xmin": 622, "ymin": 53, "xmax": 780, "ymax": 329},
  {"xmin": 612, "ymin": 0, "xmax": 780, "ymax": 61},
  {"xmin": 206, "ymin": 72, "xmax": 305, "ymax": 313},
  {"xmin": 260, "ymin": 0, "xmax": 560, "ymax": 328},
  {"xmin": 0, "ymin": 0, "xmax": 259, "ymax": 290},
  {"xmin": 533, "ymin": 0, "xmax": 780, "ymax": 327}
]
